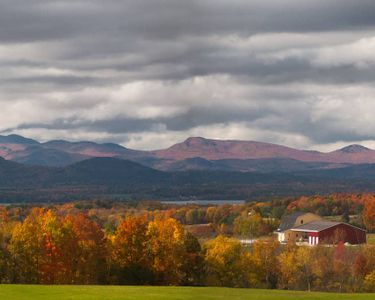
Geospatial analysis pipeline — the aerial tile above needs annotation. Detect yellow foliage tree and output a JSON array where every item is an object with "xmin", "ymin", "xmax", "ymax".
[
  {"xmin": 364, "ymin": 270, "xmax": 375, "ymax": 292},
  {"xmin": 111, "ymin": 215, "xmax": 151, "ymax": 284},
  {"xmin": 249, "ymin": 239, "xmax": 279, "ymax": 288},
  {"xmin": 233, "ymin": 212, "xmax": 263, "ymax": 238},
  {"xmin": 277, "ymin": 246, "xmax": 298, "ymax": 289},
  {"xmin": 204, "ymin": 235, "xmax": 248, "ymax": 287},
  {"xmin": 295, "ymin": 247, "xmax": 315, "ymax": 291},
  {"xmin": 146, "ymin": 218, "xmax": 187, "ymax": 285}
]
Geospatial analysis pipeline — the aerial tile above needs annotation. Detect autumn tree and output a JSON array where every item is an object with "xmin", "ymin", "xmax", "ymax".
[
  {"xmin": 363, "ymin": 197, "xmax": 375, "ymax": 232},
  {"xmin": 277, "ymin": 244, "xmax": 298, "ymax": 289},
  {"xmin": 146, "ymin": 218, "xmax": 190, "ymax": 285},
  {"xmin": 332, "ymin": 242, "xmax": 353, "ymax": 292},
  {"xmin": 294, "ymin": 247, "xmax": 315, "ymax": 291},
  {"xmin": 311, "ymin": 246, "xmax": 335, "ymax": 291},
  {"xmin": 364, "ymin": 270, "xmax": 375, "ymax": 292},
  {"xmin": 233, "ymin": 212, "xmax": 263, "ymax": 238},
  {"xmin": 9, "ymin": 209, "xmax": 89, "ymax": 284},
  {"xmin": 180, "ymin": 231, "xmax": 204, "ymax": 285},
  {"xmin": 27, "ymin": 209, "xmax": 79, "ymax": 284},
  {"xmin": 111, "ymin": 215, "xmax": 152, "ymax": 284},
  {"xmin": 0, "ymin": 207, "xmax": 13, "ymax": 283},
  {"xmin": 352, "ymin": 252, "xmax": 368, "ymax": 291},
  {"xmin": 185, "ymin": 209, "xmax": 199, "ymax": 225},
  {"xmin": 360, "ymin": 245, "xmax": 375, "ymax": 286},
  {"xmin": 249, "ymin": 239, "xmax": 279, "ymax": 288},
  {"xmin": 204, "ymin": 235, "xmax": 248, "ymax": 287},
  {"xmin": 8, "ymin": 208, "xmax": 47, "ymax": 283},
  {"xmin": 39, "ymin": 209, "xmax": 71, "ymax": 284},
  {"xmin": 64, "ymin": 213, "xmax": 107, "ymax": 284},
  {"xmin": 205, "ymin": 207, "xmax": 217, "ymax": 223}
]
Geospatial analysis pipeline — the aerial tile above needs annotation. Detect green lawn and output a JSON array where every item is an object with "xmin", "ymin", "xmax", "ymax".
[
  {"xmin": 0, "ymin": 286, "xmax": 374, "ymax": 300},
  {"xmin": 368, "ymin": 234, "xmax": 375, "ymax": 245}
]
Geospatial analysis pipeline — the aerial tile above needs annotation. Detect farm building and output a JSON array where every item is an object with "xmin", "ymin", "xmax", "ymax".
[
  {"xmin": 291, "ymin": 220, "xmax": 367, "ymax": 246},
  {"xmin": 275, "ymin": 212, "xmax": 367, "ymax": 245},
  {"xmin": 275, "ymin": 212, "xmax": 322, "ymax": 243}
]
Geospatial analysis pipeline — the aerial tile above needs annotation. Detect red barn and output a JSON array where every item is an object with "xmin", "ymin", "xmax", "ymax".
[{"xmin": 290, "ymin": 220, "xmax": 366, "ymax": 246}]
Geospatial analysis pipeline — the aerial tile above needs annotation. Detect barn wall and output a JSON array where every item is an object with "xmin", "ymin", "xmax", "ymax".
[{"xmin": 319, "ymin": 224, "xmax": 366, "ymax": 245}]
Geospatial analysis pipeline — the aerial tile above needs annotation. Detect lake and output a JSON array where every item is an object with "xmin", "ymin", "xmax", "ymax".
[{"xmin": 161, "ymin": 200, "xmax": 245, "ymax": 206}]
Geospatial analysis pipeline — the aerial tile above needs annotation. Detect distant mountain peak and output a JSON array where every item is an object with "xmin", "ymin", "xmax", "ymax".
[
  {"xmin": 183, "ymin": 136, "xmax": 210, "ymax": 145},
  {"xmin": 0, "ymin": 134, "xmax": 39, "ymax": 145},
  {"xmin": 338, "ymin": 144, "xmax": 371, "ymax": 153},
  {"xmin": 185, "ymin": 136, "xmax": 206, "ymax": 141}
]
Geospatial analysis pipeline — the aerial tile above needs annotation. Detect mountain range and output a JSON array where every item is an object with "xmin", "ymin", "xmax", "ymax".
[
  {"xmin": 1, "ymin": 134, "xmax": 375, "ymax": 172},
  {"xmin": 3, "ymin": 134, "xmax": 375, "ymax": 201}
]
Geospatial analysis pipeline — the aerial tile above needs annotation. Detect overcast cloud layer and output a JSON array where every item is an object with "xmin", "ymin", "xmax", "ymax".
[{"xmin": 1, "ymin": 0, "xmax": 375, "ymax": 151}]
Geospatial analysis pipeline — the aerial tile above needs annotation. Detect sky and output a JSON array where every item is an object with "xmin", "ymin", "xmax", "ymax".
[{"xmin": 1, "ymin": 0, "xmax": 375, "ymax": 151}]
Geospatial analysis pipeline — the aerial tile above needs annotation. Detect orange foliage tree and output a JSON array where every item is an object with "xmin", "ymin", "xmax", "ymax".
[
  {"xmin": 363, "ymin": 197, "xmax": 375, "ymax": 232},
  {"xmin": 64, "ymin": 213, "xmax": 107, "ymax": 284}
]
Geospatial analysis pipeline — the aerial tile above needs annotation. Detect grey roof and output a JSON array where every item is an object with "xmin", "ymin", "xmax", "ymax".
[
  {"xmin": 291, "ymin": 220, "xmax": 341, "ymax": 232},
  {"xmin": 277, "ymin": 212, "xmax": 306, "ymax": 232}
]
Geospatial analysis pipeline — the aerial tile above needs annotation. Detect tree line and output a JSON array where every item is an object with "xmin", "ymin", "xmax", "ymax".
[{"xmin": 0, "ymin": 207, "xmax": 374, "ymax": 292}]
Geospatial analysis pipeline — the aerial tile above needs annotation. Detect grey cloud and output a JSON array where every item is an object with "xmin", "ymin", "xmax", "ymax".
[
  {"xmin": 1, "ymin": 1, "xmax": 375, "ymax": 150},
  {"xmin": 2, "ymin": 0, "xmax": 375, "ymax": 43}
]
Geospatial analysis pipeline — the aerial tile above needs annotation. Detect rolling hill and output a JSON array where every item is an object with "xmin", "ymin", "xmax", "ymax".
[
  {"xmin": 2, "ymin": 155, "xmax": 375, "ymax": 202},
  {"xmin": 0, "ymin": 157, "xmax": 167, "ymax": 187},
  {"xmin": 159, "ymin": 157, "xmax": 343, "ymax": 172},
  {"xmin": 52, "ymin": 157, "xmax": 168, "ymax": 185},
  {"xmin": 0, "ymin": 157, "xmax": 52, "ymax": 186}
]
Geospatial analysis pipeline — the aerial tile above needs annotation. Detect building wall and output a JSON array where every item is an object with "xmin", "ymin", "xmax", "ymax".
[{"xmin": 284, "ymin": 229, "xmax": 307, "ymax": 242}]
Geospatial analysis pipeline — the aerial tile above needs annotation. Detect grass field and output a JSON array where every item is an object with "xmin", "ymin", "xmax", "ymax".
[
  {"xmin": 368, "ymin": 234, "xmax": 375, "ymax": 245},
  {"xmin": 0, "ymin": 285, "xmax": 374, "ymax": 300}
]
